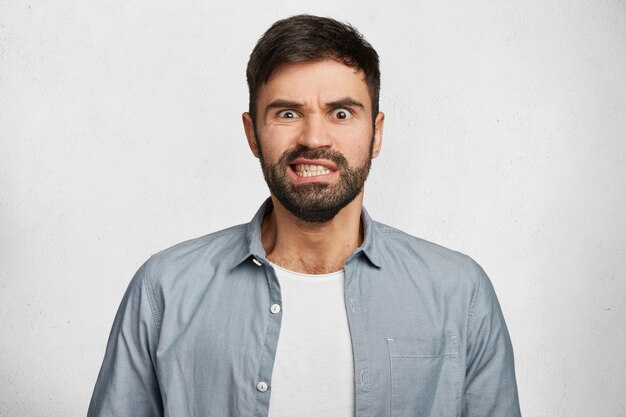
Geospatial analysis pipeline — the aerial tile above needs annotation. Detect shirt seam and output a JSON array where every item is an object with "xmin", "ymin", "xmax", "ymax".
[
  {"xmin": 462, "ymin": 259, "xmax": 482, "ymax": 415},
  {"xmin": 466, "ymin": 261, "xmax": 483, "ymax": 331},
  {"xmin": 143, "ymin": 258, "xmax": 162, "ymax": 334}
]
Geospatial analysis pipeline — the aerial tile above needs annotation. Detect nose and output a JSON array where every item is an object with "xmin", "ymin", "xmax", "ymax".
[{"xmin": 297, "ymin": 113, "xmax": 333, "ymax": 149}]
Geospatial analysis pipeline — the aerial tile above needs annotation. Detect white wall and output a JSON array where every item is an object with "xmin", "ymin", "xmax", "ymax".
[{"xmin": 1, "ymin": 1, "xmax": 625, "ymax": 416}]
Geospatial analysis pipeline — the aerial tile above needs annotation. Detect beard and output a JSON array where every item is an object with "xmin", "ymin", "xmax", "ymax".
[{"xmin": 257, "ymin": 140, "xmax": 374, "ymax": 224}]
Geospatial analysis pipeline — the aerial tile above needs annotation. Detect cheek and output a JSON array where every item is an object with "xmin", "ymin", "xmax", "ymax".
[
  {"xmin": 257, "ymin": 126, "xmax": 297, "ymax": 160},
  {"xmin": 334, "ymin": 126, "xmax": 373, "ymax": 156}
]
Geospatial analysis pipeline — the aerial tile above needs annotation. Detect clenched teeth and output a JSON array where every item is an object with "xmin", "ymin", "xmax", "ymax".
[{"xmin": 294, "ymin": 164, "xmax": 331, "ymax": 177}]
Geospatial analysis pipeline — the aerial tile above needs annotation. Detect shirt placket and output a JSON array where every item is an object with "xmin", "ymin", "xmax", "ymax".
[
  {"xmin": 251, "ymin": 256, "xmax": 282, "ymax": 417},
  {"xmin": 344, "ymin": 258, "xmax": 371, "ymax": 417}
]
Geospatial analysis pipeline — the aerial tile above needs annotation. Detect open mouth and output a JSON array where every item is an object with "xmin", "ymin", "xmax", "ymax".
[{"xmin": 291, "ymin": 163, "xmax": 332, "ymax": 178}]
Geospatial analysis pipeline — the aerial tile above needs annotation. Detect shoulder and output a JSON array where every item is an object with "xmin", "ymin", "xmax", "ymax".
[
  {"xmin": 371, "ymin": 220, "xmax": 485, "ymax": 288},
  {"xmin": 141, "ymin": 223, "xmax": 248, "ymax": 287},
  {"xmin": 121, "ymin": 223, "xmax": 251, "ymax": 331}
]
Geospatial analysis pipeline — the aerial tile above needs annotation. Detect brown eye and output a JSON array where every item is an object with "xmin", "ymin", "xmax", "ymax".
[
  {"xmin": 277, "ymin": 110, "xmax": 299, "ymax": 119},
  {"xmin": 331, "ymin": 108, "xmax": 352, "ymax": 120}
]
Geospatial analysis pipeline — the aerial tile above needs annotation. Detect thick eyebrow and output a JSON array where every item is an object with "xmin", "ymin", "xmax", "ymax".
[
  {"xmin": 264, "ymin": 99, "xmax": 303, "ymax": 116},
  {"xmin": 263, "ymin": 97, "xmax": 366, "ymax": 117},
  {"xmin": 326, "ymin": 97, "xmax": 365, "ymax": 110}
]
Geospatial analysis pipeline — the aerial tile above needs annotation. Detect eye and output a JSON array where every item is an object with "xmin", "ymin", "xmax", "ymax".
[
  {"xmin": 331, "ymin": 108, "xmax": 353, "ymax": 120},
  {"xmin": 277, "ymin": 110, "xmax": 300, "ymax": 119}
]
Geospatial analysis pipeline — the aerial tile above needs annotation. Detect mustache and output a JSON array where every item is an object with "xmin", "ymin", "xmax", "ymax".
[{"xmin": 279, "ymin": 147, "xmax": 349, "ymax": 167}]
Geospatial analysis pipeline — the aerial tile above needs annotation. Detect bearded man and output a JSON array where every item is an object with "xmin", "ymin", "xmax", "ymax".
[{"xmin": 88, "ymin": 14, "xmax": 521, "ymax": 417}]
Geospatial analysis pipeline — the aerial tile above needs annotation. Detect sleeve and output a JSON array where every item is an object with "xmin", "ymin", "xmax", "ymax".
[
  {"xmin": 87, "ymin": 261, "xmax": 163, "ymax": 417},
  {"xmin": 462, "ymin": 263, "xmax": 521, "ymax": 417}
]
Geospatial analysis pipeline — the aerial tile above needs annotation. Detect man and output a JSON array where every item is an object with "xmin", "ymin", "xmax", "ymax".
[{"xmin": 88, "ymin": 15, "xmax": 521, "ymax": 417}]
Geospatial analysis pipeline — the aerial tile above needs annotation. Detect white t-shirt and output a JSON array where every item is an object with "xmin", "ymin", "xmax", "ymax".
[{"xmin": 267, "ymin": 263, "xmax": 354, "ymax": 417}]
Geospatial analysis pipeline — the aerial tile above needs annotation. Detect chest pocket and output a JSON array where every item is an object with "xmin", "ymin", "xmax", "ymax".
[{"xmin": 386, "ymin": 336, "xmax": 460, "ymax": 417}]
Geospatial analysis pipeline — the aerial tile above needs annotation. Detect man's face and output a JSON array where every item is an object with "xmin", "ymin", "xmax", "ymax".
[{"xmin": 243, "ymin": 59, "xmax": 384, "ymax": 223}]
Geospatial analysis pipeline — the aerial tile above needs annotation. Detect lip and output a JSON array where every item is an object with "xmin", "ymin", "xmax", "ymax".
[
  {"xmin": 289, "ymin": 158, "xmax": 338, "ymax": 171},
  {"xmin": 287, "ymin": 159, "xmax": 339, "ymax": 183}
]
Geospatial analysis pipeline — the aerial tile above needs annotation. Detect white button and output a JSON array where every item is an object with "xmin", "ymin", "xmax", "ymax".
[
  {"xmin": 256, "ymin": 381, "xmax": 268, "ymax": 392},
  {"xmin": 270, "ymin": 304, "xmax": 281, "ymax": 314},
  {"xmin": 252, "ymin": 258, "xmax": 262, "ymax": 266}
]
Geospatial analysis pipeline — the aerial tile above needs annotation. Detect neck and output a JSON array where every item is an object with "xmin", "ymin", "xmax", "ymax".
[{"xmin": 261, "ymin": 193, "xmax": 364, "ymax": 274}]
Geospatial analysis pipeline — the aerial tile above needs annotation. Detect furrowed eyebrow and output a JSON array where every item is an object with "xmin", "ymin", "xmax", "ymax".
[
  {"xmin": 264, "ymin": 99, "xmax": 303, "ymax": 116},
  {"xmin": 263, "ymin": 97, "xmax": 365, "ymax": 117},
  {"xmin": 326, "ymin": 97, "xmax": 365, "ymax": 110}
]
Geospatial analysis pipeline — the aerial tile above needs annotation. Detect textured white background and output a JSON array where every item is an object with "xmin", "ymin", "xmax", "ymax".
[{"xmin": 1, "ymin": 1, "xmax": 625, "ymax": 416}]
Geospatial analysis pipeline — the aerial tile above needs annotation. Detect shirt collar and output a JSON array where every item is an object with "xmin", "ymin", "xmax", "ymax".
[{"xmin": 232, "ymin": 198, "xmax": 382, "ymax": 269}]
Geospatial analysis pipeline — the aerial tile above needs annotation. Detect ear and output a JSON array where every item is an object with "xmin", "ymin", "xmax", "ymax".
[
  {"xmin": 371, "ymin": 111, "xmax": 384, "ymax": 159},
  {"xmin": 242, "ymin": 112, "xmax": 260, "ymax": 158}
]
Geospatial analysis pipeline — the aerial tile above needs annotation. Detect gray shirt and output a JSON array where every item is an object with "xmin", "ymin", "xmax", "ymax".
[{"xmin": 88, "ymin": 199, "xmax": 521, "ymax": 417}]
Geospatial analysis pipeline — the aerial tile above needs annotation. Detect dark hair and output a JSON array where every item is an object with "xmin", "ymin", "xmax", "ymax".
[{"xmin": 246, "ymin": 14, "xmax": 380, "ymax": 124}]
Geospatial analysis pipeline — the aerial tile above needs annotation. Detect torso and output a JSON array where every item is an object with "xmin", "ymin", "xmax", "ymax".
[{"xmin": 267, "ymin": 262, "xmax": 354, "ymax": 417}]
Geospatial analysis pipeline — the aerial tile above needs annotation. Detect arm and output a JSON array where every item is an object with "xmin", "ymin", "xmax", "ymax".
[
  {"xmin": 87, "ymin": 261, "xmax": 163, "ymax": 417},
  {"xmin": 462, "ymin": 263, "xmax": 521, "ymax": 417}
]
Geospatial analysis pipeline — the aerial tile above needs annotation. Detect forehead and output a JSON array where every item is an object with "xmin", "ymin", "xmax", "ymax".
[{"xmin": 258, "ymin": 59, "xmax": 371, "ymax": 107}]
